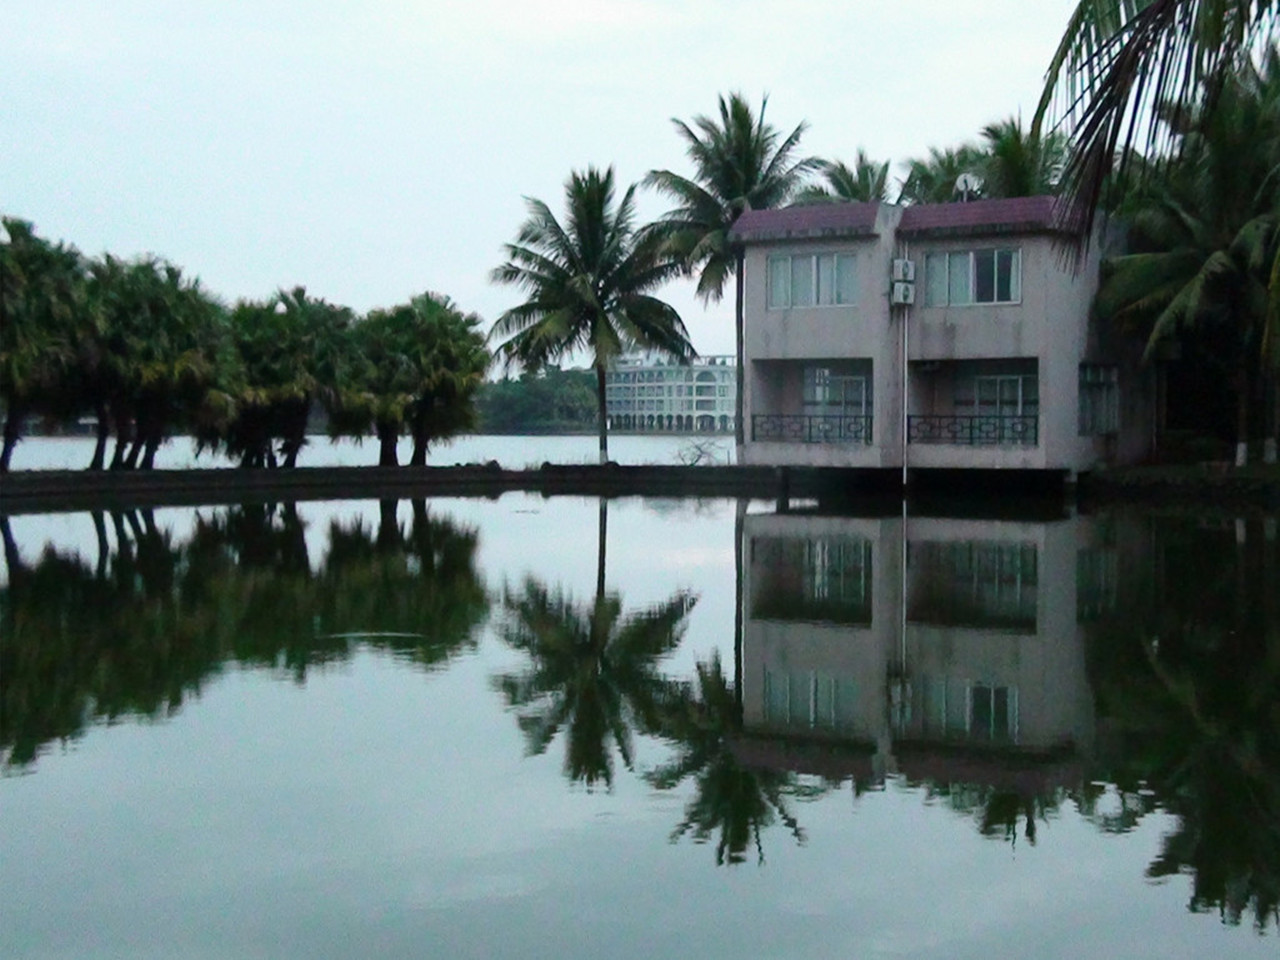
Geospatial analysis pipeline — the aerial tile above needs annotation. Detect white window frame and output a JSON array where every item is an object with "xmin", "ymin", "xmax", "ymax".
[
  {"xmin": 1078, "ymin": 364, "xmax": 1119, "ymax": 435},
  {"xmin": 767, "ymin": 252, "xmax": 858, "ymax": 309},
  {"xmin": 924, "ymin": 248, "xmax": 1022, "ymax": 307}
]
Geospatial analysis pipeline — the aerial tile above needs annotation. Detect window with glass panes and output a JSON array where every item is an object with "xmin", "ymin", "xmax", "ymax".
[
  {"xmin": 767, "ymin": 252, "xmax": 858, "ymax": 308},
  {"xmin": 803, "ymin": 366, "xmax": 871, "ymax": 416},
  {"xmin": 924, "ymin": 248, "xmax": 1021, "ymax": 306}
]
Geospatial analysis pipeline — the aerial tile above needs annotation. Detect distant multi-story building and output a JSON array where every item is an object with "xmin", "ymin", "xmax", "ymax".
[{"xmin": 605, "ymin": 354, "xmax": 736, "ymax": 433}]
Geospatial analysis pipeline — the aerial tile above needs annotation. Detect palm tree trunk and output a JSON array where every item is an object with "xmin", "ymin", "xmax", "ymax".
[
  {"xmin": 0, "ymin": 399, "xmax": 25, "ymax": 472},
  {"xmin": 734, "ymin": 250, "xmax": 746, "ymax": 450},
  {"xmin": 89, "ymin": 402, "xmax": 109, "ymax": 471},
  {"xmin": 409, "ymin": 420, "xmax": 428, "ymax": 466},
  {"xmin": 109, "ymin": 407, "xmax": 132, "ymax": 470},
  {"xmin": 734, "ymin": 496, "xmax": 746, "ymax": 722},
  {"xmin": 596, "ymin": 497, "xmax": 608, "ymax": 601},
  {"xmin": 92, "ymin": 510, "xmax": 109, "ymax": 578},
  {"xmin": 1235, "ymin": 363, "xmax": 1251, "ymax": 467},
  {"xmin": 595, "ymin": 363, "xmax": 608, "ymax": 464},
  {"xmin": 377, "ymin": 421, "xmax": 399, "ymax": 466}
]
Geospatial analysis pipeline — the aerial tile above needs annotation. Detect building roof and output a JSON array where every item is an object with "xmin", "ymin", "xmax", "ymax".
[
  {"xmin": 728, "ymin": 202, "xmax": 882, "ymax": 244},
  {"xmin": 898, "ymin": 195, "xmax": 1065, "ymax": 239}
]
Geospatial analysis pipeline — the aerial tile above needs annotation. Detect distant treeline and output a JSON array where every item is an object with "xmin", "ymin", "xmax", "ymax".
[{"xmin": 473, "ymin": 367, "xmax": 597, "ymax": 434}]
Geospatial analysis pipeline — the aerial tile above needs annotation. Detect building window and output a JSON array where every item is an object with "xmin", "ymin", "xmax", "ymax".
[
  {"xmin": 763, "ymin": 669, "xmax": 858, "ymax": 731},
  {"xmin": 955, "ymin": 374, "xmax": 1038, "ymax": 417},
  {"xmin": 924, "ymin": 248, "xmax": 1021, "ymax": 306},
  {"xmin": 1079, "ymin": 364, "xmax": 1119, "ymax": 435},
  {"xmin": 803, "ymin": 367, "xmax": 871, "ymax": 417},
  {"xmin": 767, "ymin": 253, "xmax": 858, "ymax": 309}
]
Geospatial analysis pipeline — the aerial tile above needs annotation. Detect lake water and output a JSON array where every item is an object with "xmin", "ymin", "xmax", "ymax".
[
  {"xmin": 3, "ymin": 443, "xmax": 1279, "ymax": 958},
  {"xmin": 6, "ymin": 432, "xmax": 736, "ymax": 471}
]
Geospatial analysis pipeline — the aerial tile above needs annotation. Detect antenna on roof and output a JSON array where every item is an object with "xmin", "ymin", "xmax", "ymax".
[{"xmin": 955, "ymin": 173, "xmax": 982, "ymax": 203}]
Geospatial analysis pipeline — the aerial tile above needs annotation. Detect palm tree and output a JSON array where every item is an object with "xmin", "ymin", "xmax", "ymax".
[
  {"xmin": 645, "ymin": 93, "xmax": 820, "ymax": 447},
  {"xmin": 0, "ymin": 218, "xmax": 88, "ymax": 471},
  {"xmin": 1092, "ymin": 54, "xmax": 1280, "ymax": 465},
  {"xmin": 793, "ymin": 151, "xmax": 891, "ymax": 204},
  {"xmin": 897, "ymin": 144, "xmax": 988, "ymax": 204},
  {"xmin": 979, "ymin": 116, "xmax": 1069, "ymax": 198},
  {"xmin": 491, "ymin": 166, "xmax": 693, "ymax": 463},
  {"xmin": 1035, "ymin": 0, "xmax": 1280, "ymax": 237}
]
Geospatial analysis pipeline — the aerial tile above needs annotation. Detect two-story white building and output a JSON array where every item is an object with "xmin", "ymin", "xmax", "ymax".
[
  {"xmin": 605, "ymin": 354, "xmax": 736, "ymax": 434},
  {"xmin": 730, "ymin": 197, "xmax": 1154, "ymax": 476}
]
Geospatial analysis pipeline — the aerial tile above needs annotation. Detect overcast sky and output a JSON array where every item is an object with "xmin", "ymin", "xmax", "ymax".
[{"xmin": 2, "ymin": 0, "xmax": 1080, "ymax": 358}]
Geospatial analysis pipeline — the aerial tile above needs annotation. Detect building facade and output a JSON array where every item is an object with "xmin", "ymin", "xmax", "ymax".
[
  {"xmin": 730, "ymin": 197, "xmax": 1154, "ymax": 475},
  {"xmin": 605, "ymin": 354, "xmax": 736, "ymax": 434}
]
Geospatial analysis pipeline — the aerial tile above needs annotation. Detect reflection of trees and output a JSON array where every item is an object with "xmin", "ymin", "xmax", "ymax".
[
  {"xmin": 1, "ymin": 500, "xmax": 488, "ymax": 770},
  {"xmin": 494, "ymin": 579, "xmax": 695, "ymax": 790},
  {"xmin": 493, "ymin": 497, "xmax": 696, "ymax": 789},
  {"xmin": 647, "ymin": 654, "xmax": 826, "ymax": 865},
  {"xmin": 915, "ymin": 780, "xmax": 1062, "ymax": 848},
  {"xmin": 1087, "ymin": 517, "xmax": 1280, "ymax": 929}
]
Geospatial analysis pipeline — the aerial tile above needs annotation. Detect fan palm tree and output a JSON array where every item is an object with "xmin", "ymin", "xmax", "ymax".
[
  {"xmin": 793, "ymin": 151, "xmax": 891, "ymax": 204},
  {"xmin": 0, "ymin": 218, "xmax": 89, "ymax": 472},
  {"xmin": 645, "ymin": 93, "xmax": 820, "ymax": 446},
  {"xmin": 491, "ymin": 166, "xmax": 693, "ymax": 463},
  {"xmin": 1035, "ymin": 0, "xmax": 1280, "ymax": 237}
]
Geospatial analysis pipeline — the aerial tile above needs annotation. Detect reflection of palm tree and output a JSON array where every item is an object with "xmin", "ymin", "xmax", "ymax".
[
  {"xmin": 494, "ymin": 579, "xmax": 695, "ymax": 789},
  {"xmin": 494, "ymin": 498, "xmax": 695, "ymax": 788},
  {"xmin": 647, "ymin": 654, "xmax": 822, "ymax": 865}
]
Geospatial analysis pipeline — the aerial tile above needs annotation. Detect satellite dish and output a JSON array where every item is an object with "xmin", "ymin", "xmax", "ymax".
[{"xmin": 954, "ymin": 173, "xmax": 983, "ymax": 201}]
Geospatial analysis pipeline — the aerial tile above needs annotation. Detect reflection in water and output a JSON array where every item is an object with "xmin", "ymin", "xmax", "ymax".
[
  {"xmin": 493, "ymin": 499, "xmax": 696, "ymax": 789},
  {"xmin": 741, "ymin": 508, "xmax": 1280, "ymax": 928},
  {"xmin": 0, "ymin": 500, "xmax": 488, "ymax": 769}
]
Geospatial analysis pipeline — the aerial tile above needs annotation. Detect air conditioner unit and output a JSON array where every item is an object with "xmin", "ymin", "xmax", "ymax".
[
  {"xmin": 891, "ymin": 281, "xmax": 915, "ymax": 305},
  {"xmin": 892, "ymin": 258, "xmax": 916, "ymax": 282}
]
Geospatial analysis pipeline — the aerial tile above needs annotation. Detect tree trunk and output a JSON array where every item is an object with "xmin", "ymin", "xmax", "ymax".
[
  {"xmin": 109, "ymin": 407, "xmax": 132, "ymax": 470},
  {"xmin": 92, "ymin": 511, "xmax": 109, "ymax": 578},
  {"xmin": 596, "ymin": 497, "xmax": 608, "ymax": 601},
  {"xmin": 1267, "ymin": 372, "xmax": 1279, "ymax": 465},
  {"xmin": 595, "ymin": 363, "xmax": 608, "ymax": 464},
  {"xmin": 377, "ymin": 421, "xmax": 399, "ymax": 466},
  {"xmin": 734, "ymin": 249, "xmax": 746, "ymax": 450},
  {"xmin": 123, "ymin": 437, "xmax": 142, "ymax": 471},
  {"xmin": 0, "ymin": 400, "xmax": 25, "ymax": 472},
  {"xmin": 409, "ymin": 419, "xmax": 428, "ymax": 466},
  {"xmin": 734, "ymin": 496, "xmax": 746, "ymax": 723},
  {"xmin": 1235, "ymin": 363, "xmax": 1250, "ymax": 468},
  {"xmin": 89, "ymin": 403, "xmax": 110, "ymax": 471},
  {"xmin": 377, "ymin": 498, "xmax": 400, "ymax": 551}
]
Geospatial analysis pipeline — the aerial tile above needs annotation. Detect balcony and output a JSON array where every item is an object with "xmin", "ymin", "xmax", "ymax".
[
  {"xmin": 908, "ymin": 415, "xmax": 1038, "ymax": 447},
  {"xmin": 753, "ymin": 414, "xmax": 873, "ymax": 445}
]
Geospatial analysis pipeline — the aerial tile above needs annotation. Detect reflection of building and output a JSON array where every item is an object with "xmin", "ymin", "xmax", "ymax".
[
  {"xmin": 605, "ymin": 354, "xmax": 736, "ymax": 434},
  {"xmin": 729, "ymin": 198, "xmax": 1156, "ymax": 474},
  {"xmin": 739, "ymin": 510, "xmax": 1116, "ymax": 792}
]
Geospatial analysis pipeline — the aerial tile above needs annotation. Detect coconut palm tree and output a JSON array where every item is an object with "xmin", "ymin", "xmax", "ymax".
[
  {"xmin": 793, "ymin": 151, "xmax": 891, "ymax": 204},
  {"xmin": 1093, "ymin": 54, "xmax": 1280, "ymax": 465},
  {"xmin": 491, "ymin": 166, "xmax": 693, "ymax": 463},
  {"xmin": 1035, "ymin": 0, "xmax": 1280, "ymax": 237},
  {"xmin": 979, "ymin": 116, "xmax": 1069, "ymax": 198},
  {"xmin": 645, "ymin": 93, "xmax": 820, "ymax": 446},
  {"xmin": 897, "ymin": 144, "xmax": 988, "ymax": 204}
]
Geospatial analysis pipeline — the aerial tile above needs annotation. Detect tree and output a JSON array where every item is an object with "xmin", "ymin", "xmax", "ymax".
[
  {"xmin": 491, "ymin": 166, "xmax": 693, "ymax": 463},
  {"xmin": 214, "ymin": 287, "xmax": 353, "ymax": 468},
  {"xmin": 646, "ymin": 93, "xmax": 819, "ymax": 446},
  {"xmin": 333, "ymin": 293, "xmax": 489, "ymax": 466},
  {"xmin": 793, "ymin": 151, "xmax": 890, "ymax": 204},
  {"xmin": 897, "ymin": 144, "xmax": 988, "ymax": 204},
  {"xmin": 1035, "ymin": 0, "xmax": 1280, "ymax": 237},
  {"xmin": 978, "ymin": 116, "xmax": 1069, "ymax": 198},
  {"xmin": 1092, "ymin": 54, "xmax": 1280, "ymax": 465},
  {"xmin": 0, "ymin": 218, "xmax": 89, "ymax": 472},
  {"xmin": 87, "ymin": 255, "xmax": 235, "ymax": 470}
]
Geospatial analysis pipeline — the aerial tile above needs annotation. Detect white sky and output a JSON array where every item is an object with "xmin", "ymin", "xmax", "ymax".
[{"xmin": 1, "ymin": 0, "xmax": 1080, "ymax": 358}]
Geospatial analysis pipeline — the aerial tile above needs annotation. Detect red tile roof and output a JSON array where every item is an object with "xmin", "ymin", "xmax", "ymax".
[
  {"xmin": 898, "ymin": 195, "xmax": 1065, "ymax": 238},
  {"xmin": 729, "ymin": 201, "xmax": 882, "ymax": 243}
]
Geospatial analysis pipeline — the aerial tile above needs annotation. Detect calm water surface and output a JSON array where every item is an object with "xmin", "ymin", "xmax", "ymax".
[{"xmin": 2, "ymin": 457, "xmax": 1278, "ymax": 958}]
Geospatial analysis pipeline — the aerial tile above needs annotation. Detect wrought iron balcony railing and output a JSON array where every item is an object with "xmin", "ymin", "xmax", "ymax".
[
  {"xmin": 752, "ymin": 414, "xmax": 873, "ymax": 445},
  {"xmin": 908, "ymin": 415, "xmax": 1038, "ymax": 446}
]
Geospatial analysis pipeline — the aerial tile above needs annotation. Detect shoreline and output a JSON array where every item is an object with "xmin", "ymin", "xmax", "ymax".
[{"xmin": 3, "ymin": 462, "xmax": 1279, "ymax": 516}]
